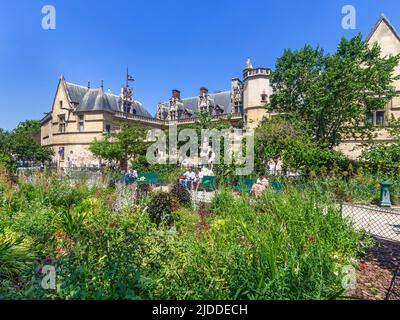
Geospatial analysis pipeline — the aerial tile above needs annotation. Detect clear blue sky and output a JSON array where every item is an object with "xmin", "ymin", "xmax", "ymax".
[{"xmin": 0, "ymin": 0, "xmax": 399, "ymax": 130}]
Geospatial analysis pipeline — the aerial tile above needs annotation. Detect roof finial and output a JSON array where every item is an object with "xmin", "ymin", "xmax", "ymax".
[
  {"xmin": 101, "ymin": 80, "xmax": 104, "ymax": 90},
  {"xmin": 88, "ymin": 81, "xmax": 91, "ymax": 89},
  {"xmin": 244, "ymin": 58, "xmax": 253, "ymax": 70},
  {"xmin": 126, "ymin": 67, "xmax": 135, "ymax": 87}
]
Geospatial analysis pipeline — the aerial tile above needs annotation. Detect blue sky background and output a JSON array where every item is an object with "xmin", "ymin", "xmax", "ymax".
[{"xmin": 0, "ymin": 0, "xmax": 400, "ymax": 130}]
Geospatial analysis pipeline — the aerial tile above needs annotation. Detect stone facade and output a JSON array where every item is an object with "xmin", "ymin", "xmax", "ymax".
[
  {"xmin": 41, "ymin": 15, "xmax": 400, "ymax": 166},
  {"xmin": 336, "ymin": 15, "xmax": 400, "ymax": 158}
]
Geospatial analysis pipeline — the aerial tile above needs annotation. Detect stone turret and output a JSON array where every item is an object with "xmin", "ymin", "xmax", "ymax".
[{"xmin": 242, "ymin": 58, "xmax": 272, "ymax": 129}]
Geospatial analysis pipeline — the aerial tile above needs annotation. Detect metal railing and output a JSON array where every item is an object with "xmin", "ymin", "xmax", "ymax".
[
  {"xmin": 339, "ymin": 201, "xmax": 400, "ymax": 242},
  {"xmin": 113, "ymin": 111, "xmax": 243, "ymax": 126}
]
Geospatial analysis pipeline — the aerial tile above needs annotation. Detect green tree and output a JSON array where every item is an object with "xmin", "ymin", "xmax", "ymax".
[
  {"xmin": 89, "ymin": 122, "xmax": 149, "ymax": 169},
  {"xmin": 269, "ymin": 34, "xmax": 400, "ymax": 148},
  {"xmin": 255, "ymin": 116, "xmax": 304, "ymax": 174},
  {"xmin": 6, "ymin": 120, "xmax": 53, "ymax": 166}
]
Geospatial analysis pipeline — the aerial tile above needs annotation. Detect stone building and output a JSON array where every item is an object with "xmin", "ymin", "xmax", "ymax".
[
  {"xmin": 40, "ymin": 78, "xmax": 156, "ymax": 168},
  {"xmin": 41, "ymin": 15, "xmax": 400, "ymax": 167},
  {"xmin": 338, "ymin": 15, "xmax": 400, "ymax": 157}
]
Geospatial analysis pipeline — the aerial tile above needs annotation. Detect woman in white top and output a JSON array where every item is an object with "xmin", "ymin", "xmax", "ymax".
[{"xmin": 251, "ymin": 175, "xmax": 269, "ymax": 197}]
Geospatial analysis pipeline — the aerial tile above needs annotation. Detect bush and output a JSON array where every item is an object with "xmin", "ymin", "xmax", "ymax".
[
  {"xmin": 0, "ymin": 172, "xmax": 370, "ymax": 300},
  {"xmin": 145, "ymin": 189, "xmax": 367, "ymax": 299},
  {"xmin": 0, "ymin": 232, "xmax": 34, "ymax": 279},
  {"xmin": 147, "ymin": 192, "xmax": 174, "ymax": 226},
  {"xmin": 169, "ymin": 182, "xmax": 191, "ymax": 207}
]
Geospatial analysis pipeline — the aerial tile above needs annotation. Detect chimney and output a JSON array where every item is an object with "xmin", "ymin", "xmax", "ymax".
[
  {"xmin": 200, "ymin": 87, "xmax": 208, "ymax": 96},
  {"xmin": 172, "ymin": 89, "xmax": 181, "ymax": 100}
]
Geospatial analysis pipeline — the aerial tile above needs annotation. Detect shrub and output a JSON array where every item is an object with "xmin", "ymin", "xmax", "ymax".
[
  {"xmin": 0, "ymin": 232, "xmax": 34, "ymax": 279},
  {"xmin": 147, "ymin": 192, "xmax": 174, "ymax": 226},
  {"xmin": 142, "ymin": 189, "xmax": 367, "ymax": 299},
  {"xmin": 169, "ymin": 182, "xmax": 191, "ymax": 207}
]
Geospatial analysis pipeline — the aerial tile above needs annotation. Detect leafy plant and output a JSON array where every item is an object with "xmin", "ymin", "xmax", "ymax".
[
  {"xmin": 0, "ymin": 232, "xmax": 34, "ymax": 279},
  {"xmin": 147, "ymin": 192, "xmax": 174, "ymax": 226},
  {"xmin": 169, "ymin": 182, "xmax": 191, "ymax": 207}
]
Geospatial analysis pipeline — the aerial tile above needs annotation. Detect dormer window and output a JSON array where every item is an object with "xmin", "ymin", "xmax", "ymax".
[
  {"xmin": 60, "ymin": 100, "xmax": 63, "ymax": 109},
  {"xmin": 215, "ymin": 105, "xmax": 223, "ymax": 115}
]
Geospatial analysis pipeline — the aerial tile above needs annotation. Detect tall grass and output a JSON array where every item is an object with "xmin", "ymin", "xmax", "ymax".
[{"xmin": 0, "ymin": 176, "xmax": 369, "ymax": 300}]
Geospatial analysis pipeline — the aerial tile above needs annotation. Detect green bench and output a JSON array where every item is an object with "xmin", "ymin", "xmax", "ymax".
[
  {"xmin": 232, "ymin": 178, "xmax": 257, "ymax": 192},
  {"xmin": 200, "ymin": 176, "xmax": 217, "ymax": 191},
  {"xmin": 137, "ymin": 172, "xmax": 160, "ymax": 185},
  {"xmin": 271, "ymin": 180, "xmax": 284, "ymax": 192}
]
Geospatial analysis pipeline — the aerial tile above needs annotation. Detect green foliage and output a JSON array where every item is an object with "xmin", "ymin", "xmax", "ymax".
[
  {"xmin": 283, "ymin": 138, "xmax": 350, "ymax": 175},
  {"xmin": 0, "ymin": 232, "xmax": 34, "ymax": 279},
  {"xmin": 255, "ymin": 116, "xmax": 351, "ymax": 176},
  {"xmin": 0, "ymin": 121, "xmax": 53, "ymax": 173},
  {"xmin": 0, "ymin": 173, "xmax": 371, "ymax": 299},
  {"xmin": 147, "ymin": 192, "xmax": 174, "ymax": 226},
  {"xmin": 130, "ymin": 156, "xmax": 182, "ymax": 185},
  {"xmin": 144, "ymin": 189, "xmax": 366, "ymax": 299},
  {"xmin": 269, "ymin": 35, "xmax": 400, "ymax": 148},
  {"xmin": 169, "ymin": 182, "xmax": 191, "ymax": 207},
  {"xmin": 90, "ymin": 122, "xmax": 149, "ymax": 168},
  {"xmin": 361, "ymin": 142, "xmax": 400, "ymax": 176}
]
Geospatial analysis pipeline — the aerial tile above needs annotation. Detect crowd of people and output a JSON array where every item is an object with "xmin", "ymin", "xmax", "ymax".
[{"xmin": 124, "ymin": 164, "xmax": 270, "ymax": 196}]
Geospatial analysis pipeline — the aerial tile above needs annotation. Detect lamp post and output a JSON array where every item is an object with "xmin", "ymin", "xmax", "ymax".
[{"xmin": 380, "ymin": 179, "xmax": 392, "ymax": 208}]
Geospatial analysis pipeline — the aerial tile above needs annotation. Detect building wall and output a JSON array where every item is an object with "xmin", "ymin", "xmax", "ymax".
[
  {"xmin": 41, "ymin": 79, "xmax": 107, "ymax": 167},
  {"xmin": 243, "ymin": 72, "xmax": 272, "ymax": 129},
  {"xmin": 41, "ymin": 17, "xmax": 400, "ymax": 167},
  {"xmin": 337, "ymin": 18, "xmax": 400, "ymax": 158}
]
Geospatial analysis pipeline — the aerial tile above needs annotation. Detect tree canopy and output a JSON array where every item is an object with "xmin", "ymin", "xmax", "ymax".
[
  {"xmin": 268, "ymin": 34, "xmax": 400, "ymax": 148},
  {"xmin": 89, "ymin": 122, "xmax": 149, "ymax": 169},
  {"xmin": 0, "ymin": 120, "xmax": 54, "ymax": 172}
]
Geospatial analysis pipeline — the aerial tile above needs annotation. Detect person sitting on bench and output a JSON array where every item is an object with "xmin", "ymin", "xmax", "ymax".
[
  {"xmin": 251, "ymin": 175, "xmax": 269, "ymax": 197},
  {"xmin": 193, "ymin": 169, "xmax": 204, "ymax": 191},
  {"xmin": 181, "ymin": 167, "xmax": 195, "ymax": 189}
]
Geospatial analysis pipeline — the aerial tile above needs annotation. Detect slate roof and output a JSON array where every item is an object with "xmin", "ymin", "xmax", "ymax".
[{"xmin": 64, "ymin": 82, "xmax": 152, "ymax": 118}]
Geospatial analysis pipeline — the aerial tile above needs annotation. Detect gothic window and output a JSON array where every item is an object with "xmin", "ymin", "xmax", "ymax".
[
  {"xmin": 58, "ymin": 114, "xmax": 66, "ymax": 133},
  {"xmin": 162, "ymin": 110, "xmax": 168, "ymax": 120},
  {"xmin": 105, "ymin": 124, "xmax": 111, "ymax": 134}
]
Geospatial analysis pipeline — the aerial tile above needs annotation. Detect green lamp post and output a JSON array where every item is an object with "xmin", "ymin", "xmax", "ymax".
[{"xmin": 380, "ymin": 179, "xmax": 392, "ymax": 208}]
